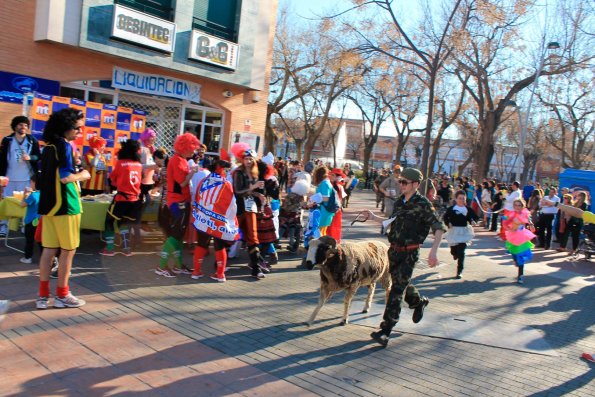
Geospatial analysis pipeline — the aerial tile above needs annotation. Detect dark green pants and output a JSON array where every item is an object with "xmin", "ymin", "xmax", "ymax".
[{"xmin": 380, "ymin": 248, "xmax": 423, "ymax": 336}]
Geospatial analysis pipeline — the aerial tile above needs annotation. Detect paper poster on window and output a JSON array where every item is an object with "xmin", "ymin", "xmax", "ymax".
[{"xmin": 29, "ymin": 93, "xmax": 147, "ymax": 171}]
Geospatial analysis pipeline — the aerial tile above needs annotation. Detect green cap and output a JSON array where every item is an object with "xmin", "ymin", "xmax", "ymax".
[{"xmin": 401, "ymin": 168, "xmax": 423, "ymax": 182}]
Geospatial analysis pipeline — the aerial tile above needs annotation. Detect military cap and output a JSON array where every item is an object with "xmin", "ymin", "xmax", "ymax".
[{"xmin": 401, "ymin": 168, "xmax": 423, "ymax": 182}]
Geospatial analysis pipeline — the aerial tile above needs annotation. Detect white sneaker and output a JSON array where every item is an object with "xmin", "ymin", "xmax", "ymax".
[
  {"xmin": 20, "ymin": 257, "xmax": 33, "ymax": 264},
  {"xmin": 53, "ymin": 293, "xmax": 86, "ymax": 308},
  {"xmin": 36, "ymin": 297, "xmax": 49, "ymax": 310}
]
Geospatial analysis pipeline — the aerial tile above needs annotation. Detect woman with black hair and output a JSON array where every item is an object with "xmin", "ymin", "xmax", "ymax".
[
  {"xmin": 191, "ymin": 154, "xmax": 239, "ymax": 282},
  {"xmin": 36, "ymin": 108, "xmax": 91, "ymax": 309},
  {"xmin": 99, "ymin": 139, "xmax": 143, "ymax": 256}
]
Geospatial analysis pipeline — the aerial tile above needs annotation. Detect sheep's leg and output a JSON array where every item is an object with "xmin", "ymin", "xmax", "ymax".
[
  {"xmin": 307, "ymin": 285, "xmax": 333, "ymax": 326},
  {"xmin": 341, "ymin": 286, "xmax": 359, "ymax": 326},
  {"xmin": 362, "ymin": 283, "xmax": 377, "ymax": 313}
]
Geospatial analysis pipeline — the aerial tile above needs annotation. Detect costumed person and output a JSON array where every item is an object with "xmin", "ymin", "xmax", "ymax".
[
  {"xmin": 312, "ymin": 166, "xmax": 335, "ymax": 236},
  {"xmin": 256, "ymin": 155, "xmax": 280, "ymax": 264},
  {"xmin": 132, "ymin": 128, "xmax": 157, "ymax": 244},
  {"xmin": 373, "ymin": 169, "xmax": 388, "ymax": 211},
  {"xmin": 262, "ymin": 153, "xmax": 281, "ymax": 248},
  {"xmin": 80, "ymin": 135, "xmax": 107, "ymax": 197},
  {"xmin": 191, "ymin": 150, "xmax": 238, "ymax": 282},
  {"xmin": 279, "ymin": 179, "xmax": 309, "ymax": 253},
  {"xmin": 185, "ymin": 146, "xmax": 210, "ymax": 246},
  {"xmin": 36, "ymin": 108, "xmax": 91, "ymax": 309},
  {"xmin": 443, "ymin": 190, "xmax": 479, "ymax": 279},
  {"xmin": 19, "ymin": 185, "xmax": 40, "ymax": 264},
  {"xmin": 100, "ymin": 139, "xmax": 143, "ymax": 257},
  {"xmin": 303, "ymin": 193, "xmax": 323, "ymax": 248},
  {"xmin": 502, "ymin": 199, "xmax": 535, "ymax": 284},
  {"xmin": 231, "ymin": 143, "xmax": 270, "ymax": 279},
  {"xmin": 155, "ymin": 133, "xmax": 201, "ymax": 277},
  {"xmin": 327, "ymin": 168, "xmax": 346, "ymax": 243},
  {"xmin": 363, "ymin": 168, "xmax": 446, "ymax": 348},
  {"xmin": 342, "ymin": 163, "xmax": 357, "ymax": 208}
]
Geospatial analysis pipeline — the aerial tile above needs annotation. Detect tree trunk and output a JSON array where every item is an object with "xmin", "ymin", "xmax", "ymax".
[
  {"xmin": 475, "ymin": 113, "xmax": 497, "ymax": 180},
  {"xmin": 264, "ymin": 105, "xmax": 277, "ymax": 154},
  {"xmin": 427, "ymin": 129, "xmax": 445, "ymax": 178},
  {"xmin": 363, "ymin": 146, "xmax": 372, "ymax": 174},
  {"xmin": 294, "ymin": 140, "xmax": 304, "ymax": 162}
]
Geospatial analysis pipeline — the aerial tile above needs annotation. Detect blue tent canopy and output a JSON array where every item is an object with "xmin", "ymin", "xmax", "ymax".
[{"xmin": 559, "ymin": 169, "xmax": 594, "ymax": 211}]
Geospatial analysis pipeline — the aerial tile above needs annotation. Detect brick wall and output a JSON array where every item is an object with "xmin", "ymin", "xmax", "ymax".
[{"xmin": 0, "ymin": 0, "xmax": 276, "ymax": 151}]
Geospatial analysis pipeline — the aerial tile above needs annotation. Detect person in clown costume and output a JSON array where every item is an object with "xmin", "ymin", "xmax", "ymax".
[
  {"xmin": 80, "ymin": 135, "xmax": 107, "ymax": 196},
  {"xmin": 502, "ymin": 198, "xmax": 536, "ymax": 284},
  {"xmin": 190, "ymin": 149, "xmax": 238, "ymax": 282},
  {"xmin": 154, "ymin": 133, "xmax": 201, "ymax": 277}
]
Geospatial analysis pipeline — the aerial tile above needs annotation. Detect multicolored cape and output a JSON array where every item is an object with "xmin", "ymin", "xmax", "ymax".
[
  {"xmin": 503, "ymin": 209, "xmax": 535, "ymax": 265},
  {"xmin": 192, "ymin": 173, "xmax": 239, "ymax": 241}
]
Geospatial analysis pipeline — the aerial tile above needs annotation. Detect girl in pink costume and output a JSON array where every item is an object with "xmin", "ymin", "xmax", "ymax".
[{"xmin": 502, "ymin": 199, "xmax": 535, "ymax": 284}]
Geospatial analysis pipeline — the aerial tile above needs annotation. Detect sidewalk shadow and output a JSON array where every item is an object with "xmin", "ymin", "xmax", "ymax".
[
  {"xmin": 525, "ymin": 369, "xmax": 594, "ymax": 397},
  {"xmin": 15, "ymin": 340, "xmax": 293, "ymax": 397},
  {"xmin": 523, "ymin": 284, "xmax": 594, "ymax": 349}
]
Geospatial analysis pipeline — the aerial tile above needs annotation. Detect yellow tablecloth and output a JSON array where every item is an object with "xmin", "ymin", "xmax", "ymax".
[
  {"xmin": 80, "ymin": 199, "xmax": 160, "ymax": 231},
  {"xmin": 0, "ymin": 197, "xmax": 26, "ymax": 231}
]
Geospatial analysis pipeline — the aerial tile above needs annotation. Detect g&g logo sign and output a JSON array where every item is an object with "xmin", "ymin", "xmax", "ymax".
[{"xmin": 188, "ymin": 31, "xmax": 239, "ymax": 70}]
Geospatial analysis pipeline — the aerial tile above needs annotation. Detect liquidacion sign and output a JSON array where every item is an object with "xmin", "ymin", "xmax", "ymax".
[
  {"xmin": 112, "ymin": 67, "xmax": 201, "ymax": 102},
  {"xmin": 188, "ymin": 30, "xmax": 239, "ymax": 70},
  {"xmin": 111, "ymin": 4, "xmax": 176, "ymax": 53}
]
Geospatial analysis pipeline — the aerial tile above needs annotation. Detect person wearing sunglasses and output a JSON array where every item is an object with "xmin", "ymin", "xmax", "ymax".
[{"xmin": 363, "ymin": 168, "xmax": 446, "ymax": 347}]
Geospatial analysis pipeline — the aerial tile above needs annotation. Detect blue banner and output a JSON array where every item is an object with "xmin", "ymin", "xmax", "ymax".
[
  {"xmin": 112, "ymin": 67, "xmax": 201, "ymax": 102},
  {"xmin": 0, "ymin": 71, "xmax": 59, "ymax": 104}
]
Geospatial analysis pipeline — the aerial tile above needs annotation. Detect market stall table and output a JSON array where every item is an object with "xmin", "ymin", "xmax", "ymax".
[{"xmin": 0, "ymin": 196, "xmax": 26, "ymax": 252}]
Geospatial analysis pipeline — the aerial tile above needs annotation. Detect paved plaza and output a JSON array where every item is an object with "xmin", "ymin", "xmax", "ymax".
[{"xmin": 0, "ymin": 190, "xmax": 593, "ymax": 396}]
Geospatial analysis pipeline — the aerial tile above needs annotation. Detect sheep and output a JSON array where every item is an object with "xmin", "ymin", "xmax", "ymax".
[{"xmin": 305, "ymin": 236, "xmax": 392, "ymax": 326}]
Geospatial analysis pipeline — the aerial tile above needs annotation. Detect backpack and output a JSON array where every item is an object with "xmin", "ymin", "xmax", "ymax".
[{"xmin": 323, "ymin": 188, "xmax": 341, "ymax": 213}]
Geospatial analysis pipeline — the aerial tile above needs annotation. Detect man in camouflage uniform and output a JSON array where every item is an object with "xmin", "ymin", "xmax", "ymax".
[{"xmin": 365, "ymin": 168, "xmax": 446, "ymax": 347}]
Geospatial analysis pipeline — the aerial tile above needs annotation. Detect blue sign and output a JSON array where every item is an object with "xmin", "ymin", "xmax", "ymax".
[
  {"xmin": 112, "ymin": 67, "xmax": 201, "ymax": 102},
  {"xmin": 0, "ymin": 71, "xmax": 60, "ymax": 104}
]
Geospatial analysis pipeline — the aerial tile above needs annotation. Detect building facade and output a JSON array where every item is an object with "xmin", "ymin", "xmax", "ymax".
[{"xmin": 0, "ymin": 0, "xmax": 277, "ymax": 154}]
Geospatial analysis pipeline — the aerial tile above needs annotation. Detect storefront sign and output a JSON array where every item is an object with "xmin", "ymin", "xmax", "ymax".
[
  {"xmin": 0, "ymin": 71, "xmax": 59, "ymax": 104},
  {"xmin": 112, "ymin": 67, "xmax": 201, "ymax": 102},
  {"xmin": 188, "ymin": 30, "xmax": 239, "ymax": 70},
  {"xmin": 111, "ymin": 4, "xmax": 176, "ymax": 53}
]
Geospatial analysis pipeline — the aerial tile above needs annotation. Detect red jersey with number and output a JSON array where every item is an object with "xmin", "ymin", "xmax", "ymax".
[
  {"xmin": 110, "ymin": 160, "xmax": 142, "ymax": 202},
  {"xmin": 167, "ymin": 154, "xmax": 191, "ymax": 206}
]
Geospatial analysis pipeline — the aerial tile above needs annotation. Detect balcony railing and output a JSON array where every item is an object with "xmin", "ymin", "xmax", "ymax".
[
  {"xmin": 115, "ymin": 0, "xmax": 175, "ymax": 21},
  {"xmin": 192, "ymin": 16, "xmax": 237, "ymax": 42}
]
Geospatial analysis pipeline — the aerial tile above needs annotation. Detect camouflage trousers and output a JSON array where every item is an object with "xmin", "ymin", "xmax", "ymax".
[{"xmin": 380, "ymin": 248, "xmax": 423, "ymax": 335}]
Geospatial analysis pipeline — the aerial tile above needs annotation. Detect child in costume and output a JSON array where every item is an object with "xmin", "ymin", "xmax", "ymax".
[
  {"xmin": 19, "ymin": 185, "xmax": 40, "ymax": 264},
  {"xmin": 81, "ymin": 136, "xmax": 107, "ymax": 196},
  {"xmin": 502, "ymin": 199, "xmax": 535, "ymax": 284},
  {"xmin": 191, "ymin": 151, "xmax": 238, "ymax": 282},
  {"xmin": 327, "ymin": 168, "xmax": 346, "ymax": 243},
  {"xmin": 443, "ymin": 190, "xmax": 479, "ymax": 279},
  {"xmin": 303, "ymin": 193, "xmax": 323, "ymax": 248},
  {"xmin": 100, "ymin": 139, "xmax": 143, "ymax": 256},
  {"xmin": 155, "ymin": 133, "xmax": 201, "ymax": 277},
  {"xmin": 256, "ymin": 157, "xmax": 280, "ymax": 264},
  {"xmin": 279, "ymin": 179, "xmax": 309, "ymax": 252}
]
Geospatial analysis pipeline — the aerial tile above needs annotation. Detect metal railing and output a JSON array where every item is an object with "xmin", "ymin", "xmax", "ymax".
[
  {"xmin": 192, "ymin": 16, "xmax": 237, "ymax": 42},
  {"xmin": 115, "ymin": 0, "xmax": 175, "ymax": 21}
]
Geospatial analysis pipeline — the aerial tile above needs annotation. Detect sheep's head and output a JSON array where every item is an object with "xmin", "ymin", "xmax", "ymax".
[{"xmin": 305, "ymin": 236, "xmax": 338, "ymax": 270}]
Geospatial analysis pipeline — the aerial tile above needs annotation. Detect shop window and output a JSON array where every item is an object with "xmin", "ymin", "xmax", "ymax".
[
  {"xmin": 88, "ymin": 92, "xmax": 114, "ymax": 104},
  {"xmin": 192, "ymin": 0, "xmax": 240, "ymax": 42},
  {"xmin": 185, "ymin": 108, "xmax": 203, "ymax": 122},
  {"xmin": 60, "ymin": 86, "xmax": 85, "ymax": 100},
  {"xmin": 203, "ymin": 125, "xmax": 221, "ymax": 152},
  {"xmin": 205, "ymin": 111, "xmax": 222, "ymax": 125},
  {"xmin": 115, "ymin": 0, "xmax": 175, "ymax": 21}
]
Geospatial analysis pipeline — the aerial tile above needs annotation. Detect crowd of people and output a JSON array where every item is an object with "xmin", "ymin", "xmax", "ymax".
[{"xmin": 0, "ymin": 109, "xmax": 592, "ymax": 355}]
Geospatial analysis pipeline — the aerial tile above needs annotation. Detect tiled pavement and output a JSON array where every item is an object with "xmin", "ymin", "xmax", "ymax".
[{"xmin": 0, "ymin": 190, "xmax": 593, "ymax": 396}]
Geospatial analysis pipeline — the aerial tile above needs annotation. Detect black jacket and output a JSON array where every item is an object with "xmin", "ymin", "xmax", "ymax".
[{"xmin": 0, "ymin": 133, "xmax": 41, "ymax": 177}]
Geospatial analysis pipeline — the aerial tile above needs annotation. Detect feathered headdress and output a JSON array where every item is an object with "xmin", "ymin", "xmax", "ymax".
[
  {"xmin": 291, "ymin": 179, "xmax": 310, "ymax": 196},
  {"xmin": 89, "ymin": 136, "xmax": 107, "ymax": 149},
  {"xmin": 219, "ymin": 148, "xmax": 231, "ymax": 162},
  {"xmin": 230, "ymin": 142, "xmax": 256, "ymax": 160},
  {"xmin": 173, "ymin": 133, "xmax": 201, "ymax": 154},
  {"xmin": 140, "ymin": 128, "xmax": 157, "ymax": 143}
]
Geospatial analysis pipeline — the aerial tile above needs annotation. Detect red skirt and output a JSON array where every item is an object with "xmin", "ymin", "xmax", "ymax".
[
  {"xmin": 257, "ymin": 205, "xmax": 277, "ymax": 244},
  {"xmin": 327, "ymin": 209, "xmax": 342, "ymax": 243}
]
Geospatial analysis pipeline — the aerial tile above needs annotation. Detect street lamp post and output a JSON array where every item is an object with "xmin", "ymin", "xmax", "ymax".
[{"xmin": 515, "ymin": 41, "xmax": 560, "ymax": 184}]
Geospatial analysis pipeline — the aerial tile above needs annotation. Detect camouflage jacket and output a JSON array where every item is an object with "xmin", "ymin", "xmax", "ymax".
[
  {"xmin": 387, "ymin": 191, "xmax": 447, "ymax": 246},
  {"xmin": 282, "ymin": 192, "xmax": 304, "ymax": 214}
]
